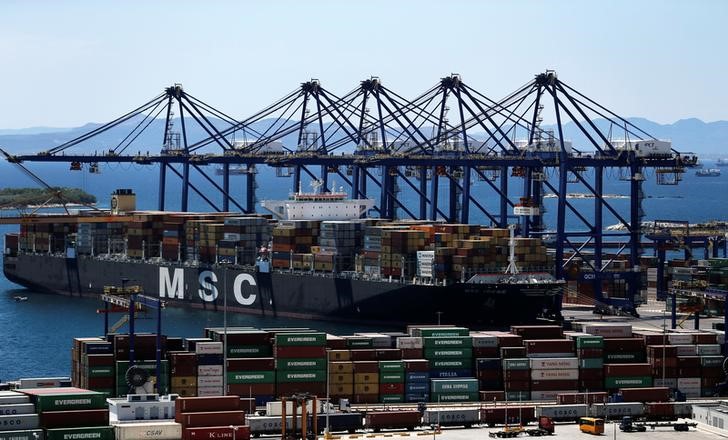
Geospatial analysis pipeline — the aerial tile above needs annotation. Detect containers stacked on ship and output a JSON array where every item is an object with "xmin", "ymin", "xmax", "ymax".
[
  {"xmin": 20, "ymin": 387, "xmax": 111, "ymax": 440},
  {"xmin": 0, "ymin": 390, "xmax": 43, "ymax": 440},
  {"xmin": 198, "ymin": 223, "xmax": 226, "ymax": 264},
  {"xmin": 379, "ymin": 229, "xmax": 427, "ymax": 279},
  {"xmin": 271, "ymin": 220, "xmax": 320, "ymax": 269},
  {"xmin": 71, "ymin": 337, "xmax": 115, "ymax": 395},
  {"xmin": 127, "ymin": 216, "xmax": 168, "ymax": 259},
  {"xmin": 175, "ymin": 396, "xmax": 249, "ymax": 440},
  {"xmin": 169, "ymin": 352, "xmax": 198, "ymax": 397},
  {"xmin": 274, "ymin": 332, "xmax": 327, "ymax": 397},
  {"xmin": 317, "ymin": 221, "xmax": 363, "ymax": 272},
  {"xmin": 222, "ymin": 217, "xmax": 272, "ymax": 265},
  {"xmin": 161, "ymin": 217, "xmax": 185, "ymax": 261},
  {"xmin": 567, "ymin": 333, "xmax": 604, "ymax": 392}
]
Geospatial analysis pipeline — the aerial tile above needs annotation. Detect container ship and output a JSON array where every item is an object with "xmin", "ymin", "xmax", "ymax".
[{"xmin": 2, "ymin": 188, "xmax": 564, "ymax": 326}]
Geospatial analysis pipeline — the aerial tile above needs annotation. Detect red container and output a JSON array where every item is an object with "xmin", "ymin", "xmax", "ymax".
[
  {"xmin": 276, "ymin": 382, "xmax": 326, "ymax": 396},
  {"xmin": 226, "ymin": 332, "xmax": 271, "ymax": 345},
  {"xmin": 85, "ymin": 354, "xmax": 114, "ymax": 366},
  {"xmin": 556, "ymin": 392, "xmax": 608, "ymax": 405},
  {"xmin": 497, "ymin": 334, "xmax": 524, "ymax": 348},
  {"xmin": 500, "ymin": 347, "xmax": 527, "ymax": 358},
  {"xmin": 531, "ymin": 380, "xmax": 579, "ymax": 391},
  {"xmin": 678, "ymin": 367, "xmax": 701, "ymax": 377},
  {"xmin": 633, "ymin": 332, "xmax": 665, "ymax": 345},
  {"xmin": 183, "ymin": 425, "xmax": 250, "ymax": 440},
  {"xmin": 650, "ymin": 367, "xmax": 677, "ymax": 377},
  {"xmin": 376, "ymin": 349, "xmax": 402, "ymax": 360},
  {"xmin": 644, "ymin": 403, "xmax": 675, "ymax": 419},
  {"xmin": 676, "ymin": 357, "xmax": 701, "ymax": 368},
  {"xmin": 646, "ymin": 345, "xmax": 677, "ymax": 358},
  {"xmin": 577, "ymin": 348, "xmax": 604, "ymax": 359},
  {"xmin": 353, "ymin": 361, "xmax": 379, "ymax": 373},
  {"xmin": 350, "ymin": 350, "xmax": 378, "ymax": 361},
  {"xmin": 170, "ymin": 352, "xmax": 198, "ymax": 365},
  {"xmin": 380, "ymin": 383, "xmax": 405, "ymax": 394},
  {"xmin": 480, "ymin": 407, "xmax": 536, "ymax": 426},
  {"xmin": 578, "ymin": 380, "xmax": 605, "ymax": 391},
  {"xmin": 41, "ymin": 409, "xmax": 109, "ymax": 429},
  {"xmin": 650, "ymin": 357, "xmax": 677, "ymax": 368},
  {"xmin": 326, "ymin": 337, "xmax": 348, "ymax": 350},
  {"xmin": 702, "ymin": 367, "xmax": 723, "ymax": 377},
  {"xmin": 403, "ymin": 360, "xmax": 429, "ymax": 372},
  {"xmin": 702, "ymin": 377, "xmax": 721, "ymax": 387},
  {"xmin": 227, "ymin": 358, "xmax": 275, "ymax": 371},
  {"xmin": 480, "ymin": 391, "xmax": 505, "ymax": 401},
  {"xmin": 227, "ymin": 384, "xmax": 276, "ymax": 396},
  {"xmin": 87, "ymin": 377, "xmax": 114, "ymax": 388},
  {"xmin": 478, "ymin": 370, "xmax": 501, "ymax": 381},
  {"xmin": 603, "ymin": 363, "xmax": 651, "ymax": 377},
  {"xmin": 175, "ymin": 396, "xmax": 241, "ymax": 416},
  {"xmin": 503, "ymin": 370, "xmax": 531, "ymax": 381},
  {"xmin": 178, "ymin": 412, "xmax": 246, "ymax": 428},
  {"xmin": 578, "ymin": 369, "xmax": 604, "ymax": 381},
  {"xmin": 604, "ymin": 338, "xmax": 644, "ymax": 353},
  {"xmin": 473, "ymin": 347, "xmax": 499, "ymax": 357},
  {"xmin": 365, "ymin": 411, "xmax": 421, "ymax": 430},
  {"xmin": 400, "ymin": 348, "xmax": 423, "ymax": 359},
  {"xmin": 693, "ymin": 333, "xmax": 717, "ymax": 344},
  {"xmin": 524, "ymin": 339, "xmax": 574, "ymax": 354},
  {"xmin": 274, "ymin": 346, "xmax": 326, "ymax": 358},
  {"xmin": 504, "ymin": 381, "xmax": 530, "ymax": 391},
  {"xmin": 619, "ymin": 387, "xmax": 670, "ymax": 402},
  {"xmin": 353, "ymin": 394, "xmax": 378, "ymax": 404},
  {"xmin": 510, "ymin": 325, "xmax": 563, "ymax": 340}
]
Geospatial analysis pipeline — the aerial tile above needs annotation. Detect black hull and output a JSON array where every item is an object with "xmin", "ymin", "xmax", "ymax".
[{"xmin": 3, "ymin": 254, "xmax": 563, "ymax": 327}]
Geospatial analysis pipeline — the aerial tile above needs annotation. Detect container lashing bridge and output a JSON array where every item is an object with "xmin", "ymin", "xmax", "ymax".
[{"xmin": 1, "ymin": 71, "xmax": 699, "ymax": 316}]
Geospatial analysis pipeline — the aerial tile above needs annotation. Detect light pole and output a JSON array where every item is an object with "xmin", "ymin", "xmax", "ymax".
[
  {"xmin": 229, "ymin": 425, "xmax": 238, "ymax": 440},
  {"xmin": 223, "ymin": 264, "xmax": 228, "ymax": 396},
  {"xmin": 325, "ymin": 348, "xmax": 331, "ymax": 439}
]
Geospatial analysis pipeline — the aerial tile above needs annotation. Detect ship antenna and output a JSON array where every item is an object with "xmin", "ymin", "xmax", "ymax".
[{"xmin": 504, "ymin": 224, "xmax": 520, "ymax": 275}]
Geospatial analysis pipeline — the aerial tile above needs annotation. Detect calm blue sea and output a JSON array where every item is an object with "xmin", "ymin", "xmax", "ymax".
[{"xmin": 0, "ymin": 160, "xmax": 726, "ymax": 380}]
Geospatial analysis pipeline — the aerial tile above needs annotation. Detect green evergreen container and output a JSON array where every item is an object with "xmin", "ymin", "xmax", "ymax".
[
  {"xmin": 429, "ymin": 358, "xmax": 471, "ymax": 370},
  {"xmin": 575, "ymin": 336, "xmax": 604, "ymax": 349},
  {"xmin": 423, "ymin": 337, "xmax": 473, "ymax": 349},
  {"xmin": 33, "ymin": 391, "xmax": 107, "ymax": 412},
  {"xmin": 227, "ymin": 371, "xmax": 275, "ymax": 384},
  {"xmin": 424, "ymin": 348, "xmax": 472, "ymax": 359},
  {"xmin": 379, "ymin": 372, "xmax": 405, "ymax": 383},
  {"xmin": 379, "ymin": 361, "xmax": 405, "ymax": 371},
  {"xmin": 276, "ymin": 358, "xmax": 326, "ymax": 370},
  {"xmin": 45, "ymin": 427, "xmax": 113, "ymax": 440},
  {"xmin": 380, "ymin": 395, "xmax": 404, "ymax": 403},
  {"xmin": 274, "ymin": 333, "xmax": 326, "ymax": 346},
  {"xmin": 228, "ymin": 345, "xmax": 273, "ymax": 358},
  {"xmin": 414, "ymin": 327, "xmax": 469, "ymax": 337},
  {"xmin": 276, "ymin": 370, "xmax": 326, "ymax": 383},
  {"xmin": 431, "ymin": 392, "xmax": 478, "ymax": 402},
  {"xmin": 604, "ymin": 376, "xmax": 652, "ymax": 388}
]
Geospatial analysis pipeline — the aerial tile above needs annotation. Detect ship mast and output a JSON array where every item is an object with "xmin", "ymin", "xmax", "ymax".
[{"xmin": 504, "ymin": 224, "xmax": 520, "ymax": 275}]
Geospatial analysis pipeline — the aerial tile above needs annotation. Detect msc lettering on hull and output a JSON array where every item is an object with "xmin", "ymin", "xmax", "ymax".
[{"xmin": 158, "ymin": 267, "xmax": 257, "ymax": 306}]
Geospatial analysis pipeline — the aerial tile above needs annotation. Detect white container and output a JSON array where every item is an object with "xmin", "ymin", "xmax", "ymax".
[
  {"xmin": 674, "ymin": 345, "xmax": 697, "ymax": 356},
  {"xmin": 526, "ymin": 352, "xmax": 574, "ymax": 359},
  {"xmin": 114, "ymin": 421, "xmax": 182, "ymax": 440},
  {"xmin": 0, "ymin": 429, "xmax": 43, "ymax": 440},
  {"xmin": 196, "ymin": 386, "xmax": 223, "ymax": 397},
  {"xmin": 668, "ymin": 334, "xmax": 694, "ymax": 345},
  {"xmin": 530, "ymin": 390, "xmax": 575, "ymax": 401},
  {"xmin": 108, "ymin": 395, "xmax": 177, "ymax": 421},
  {"xmin": 590, "ymin": 403, "xmax": 644, "ymax": 418},
  {"xmin": 18, "ymin": 377, "xmax": 71, "ymax": 388},
  {"xmin": 471, "ymin": 335, "xmax": 499, "ymax": 348},
  {"xmin": 530, "ymin": 369, "xmax": 579, "ymax": 381},
  {"xmin": 696, "ymin": 344, "xmax": 721, "ymax": 355},
  {"xmin": 197, "ymin": 365, "xmax": 223, "ymax": 376},
  {"xmin": 0, "ymin": 393, "xmax": 31, "ymax": 406},
  {"xmin": 677, "ymin": 377, "xmax": 701, "ymax": 389},
  {"xmin": 530, "ymin": 358, "xmax": 579, "ymax": 370},
  {"xmin": 654, "ymin": 378, "xmax": 677, "ymax": 388},
  {"xmin": 583, "ymin": 324, "xmax": 632, "ymax": 338},
  {"xmin": 195, "ymin": 342, "xmax": 223, "ymax": 354},
  {"xmin": 354, "ymin": 333, "xmax": 391, "ymax": 348},
  {"xmin": 197, "ymin": 376, "xmax": 223, "ymax": 388},
  {"xmin": 396, "ymin": 337, "xmax": 423, "ymax": 349},
  {"xmin": 0, "ymin": 404, "xmax": 36, "ymax": 415},
  {"xmin": 536, "ymin": 404, "xmax": 588, "ymax": 419},
  {"xmin": 266, "ymin": 400, "xmax": 321, "ymax": 417},
  {"xmin": 0, "ymin": 414, "xmax": 40, "ymax": 430}
]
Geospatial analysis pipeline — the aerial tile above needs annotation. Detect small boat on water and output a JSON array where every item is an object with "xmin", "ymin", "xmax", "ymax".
[
  {"xmin": 13, "ymin": 296, "xmax": 28, "ymax": 302},
  {"xmin": 695, "ymin": 168, "xmax": 721, "ymax": 177}
]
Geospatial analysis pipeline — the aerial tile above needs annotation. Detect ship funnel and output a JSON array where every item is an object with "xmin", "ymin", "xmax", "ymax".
[{"xmin": 111, "ymin": 189, "xmax": 136, "ymax": 214}]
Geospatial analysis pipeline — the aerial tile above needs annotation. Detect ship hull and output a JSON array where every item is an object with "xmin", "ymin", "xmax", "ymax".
[{"xmin": 3, "ymin": 254, "xmax": 563, "ymax": 327}]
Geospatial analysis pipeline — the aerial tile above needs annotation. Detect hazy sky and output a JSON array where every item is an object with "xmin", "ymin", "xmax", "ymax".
[{"xmin": 1, "ymin": 0, "xmax": 726, "ymax": 129}]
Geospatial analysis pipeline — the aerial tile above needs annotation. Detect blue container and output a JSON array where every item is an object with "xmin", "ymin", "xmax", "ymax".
[
  {"xmin": 405, "ymin": 393, "xmax": 430, "ymax": 403},
  {"xmin": 255, "ymin": 395, "xmax": 275, "ymax": 406},
  {"xmin": 429, "ymin": 369, "xmax": 472, "ymax": 379},
  {"xmin": 406, "ymin": 382, "xmax": 429, "ymax": 393},
  {"xmin": 475, "ymin": 358, "xmax": 502, "ymax": 370},
  {"xmin": 196, "ymin": 354, "xmax": 224, "ymax": 365},
  {"xmin": 406, "ymin": 372, "xmax": 430, "ymax": 382},
  {"xmin": 84, "ymin": 343, "xmax": 114, "ymax": 355}
]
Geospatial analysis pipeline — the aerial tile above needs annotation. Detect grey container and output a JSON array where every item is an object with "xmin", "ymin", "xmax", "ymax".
[
  {"xmin": 535, "ymin": 404, "xmax": 588, "ymax": 420},
  {"xmin": 0, "ymin": 429, "xmax": 44, "ymax": 440},
  {"xmin": 590, "ymin": 403, "xmax": 645, "ymax": 418},
  {"xmin": 423, "ymin": 408, "xmax": 479, "ymax": 426},
  {"xmin": 0, "ymin": 404, "xmax": 36, "ymax": 416},
  {"xmin": 0, "ymin": 414, "xmax": 40, "ymax": 431}
]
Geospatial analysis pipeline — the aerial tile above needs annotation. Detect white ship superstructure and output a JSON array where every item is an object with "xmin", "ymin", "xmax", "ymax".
[{"xmin": 261, "ymin": 181, "xmax": 375, "ymax": 220}]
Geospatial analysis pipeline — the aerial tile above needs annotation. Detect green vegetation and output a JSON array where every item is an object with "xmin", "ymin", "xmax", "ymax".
[{"xmin": 0, "ymin": 187, "xmax": 96, "ymax": 208}]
